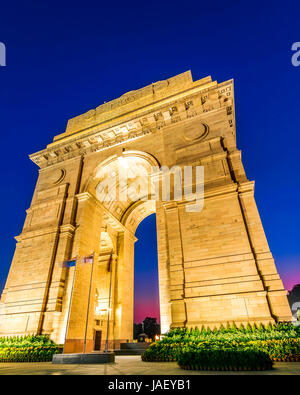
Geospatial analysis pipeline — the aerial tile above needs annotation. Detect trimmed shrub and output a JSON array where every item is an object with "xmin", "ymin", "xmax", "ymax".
[
  {"xmin": 160, "ymin": 322, "xmax": 300, "ymax": 344},
  {"xmin": 177, "ymin": 348, "xmax": 273, "ymax": 371},
  {"xmin": 0, "ymin": 335, "xmax": 63, "ymax": 362},
  {"xmin": 142, "ymin": 343, "xmax": 177, "ymax": 362},
  {"xmin": 0, "ymin": 335, "xmax": 55, "ymax": 348},
  {"xmin": 0, "ymin": 346, "xmax": 62, "ymax": 362},
  {"xmin": 141, "ymin": 323, "xmax": 300, "ymax": 366},
  {"xmin": 248, "ymin": 338, "xmax": 300, "ymax": 362}
]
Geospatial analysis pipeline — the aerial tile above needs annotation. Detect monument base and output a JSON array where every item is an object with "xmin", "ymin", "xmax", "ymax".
[
  {"xmin": 114, "ymin": 342, "xmax": 151, "ymax": 355},
  {"xmin": 52, "ymin": 352, "xmax": 115, "ymax": 364}
]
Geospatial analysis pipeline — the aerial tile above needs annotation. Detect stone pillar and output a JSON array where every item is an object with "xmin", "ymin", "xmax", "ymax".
[
  {"xmin": 94, "ymin": 252, "xmax": 114, "ymax": 350},
  {"xmin": 156, "ymin": 202, "xmax": 172, "ymax": 334},
  {"xmin": 107, "ymin": 254, "xmax": 118, "ymax": 349},
  {"xmin": 238, "ymin": 182, "xmax": 292, "ymax": 321},
  {"xmin": 0, "ymin": 183, "xmax": 69, "ymax": 337},
  {"xmin": 114, "ymin": 230, "xmax": 135, "ymax": 345},
  {"xmin": 42, "ymin": 224, "xmax": 76, "ymax": 343},
  {"xmin": 64, "ymin": 192, "xmax": 103, "ymax": 353},
  {"xmin": 164, "ymin": 202, "xmax": 187, "ymax": 328}
]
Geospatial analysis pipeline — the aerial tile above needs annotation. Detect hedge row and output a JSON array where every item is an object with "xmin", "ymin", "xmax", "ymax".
[
  {"xmin": 142, "ymin": 338, "xmax": 300, "ymax": 364},
  {"xmin": 141, "ymin": 342, "xmax": 177, "ymax": 362},
  {"xmin": 142, "ymin": 324, "xmax": 300, "ymax": 370},
  {"xmin": 177, "ymin": 349, "xmax": 273, "ymax": 371},
  {"xmin": 0, "ymin": 335, "xmax": 63, "ymax": 362},
  {"xmin": 0, "ymin": 335, "xmax": 56, "ymax": 348},
  {"xmin": 160, "ymin": 322, "xmax": 300, "ymax": 344},
  {"xmin": 248, "ymin": 339, "xmax": 300, "ymax": 362},
  {"xmin": 0, "ymin": 346, "xmax": 63, "ymax": 362}
]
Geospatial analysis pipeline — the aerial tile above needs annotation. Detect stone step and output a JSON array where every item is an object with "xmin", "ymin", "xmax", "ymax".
[
  {"xmin": 114, "ymin": 342, "xmax": 152, "ymax": 355},
  {"xmin": 52, "ymin": 352, "xmax": 115, "ymax": 364},
  {"xmin": 114, "ymin": 349, "xmax": 147, "ymax": 356},
  {"xmin": 120, "ymin": 342, "xmax": 151, "ymax": 350}
]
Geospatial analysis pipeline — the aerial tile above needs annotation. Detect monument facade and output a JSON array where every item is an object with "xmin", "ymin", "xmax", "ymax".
[{"xmin": 0, "ymin": 71, "xmax": 291, "ymax": 352}]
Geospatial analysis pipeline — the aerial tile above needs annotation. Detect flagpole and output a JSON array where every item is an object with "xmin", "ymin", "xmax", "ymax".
[
  {"xmin": 63, "ymin": 257, "xmax": 77, "ymax": 354},
  {"xmin": 105, "ymin": 252, "xmax": 113, "ymax": 353},
  {"xmin": 83, "ymin": 253, "xmax": 95, "ymax": 354}
]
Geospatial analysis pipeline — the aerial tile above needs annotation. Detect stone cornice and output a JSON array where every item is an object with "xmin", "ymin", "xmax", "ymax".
[
  {"xmin": 55, "ymin": 71, "xmax": 214, "ymax": 140},
  {"xmin": 15, "ymin": 225, "xmax": 61, "ymax": 242},
  {"xmin": 29, "ymin": 77, "xmax": 235, "ymax": 169},
  {"xmin": 59, "ymin": 224, "xmax": 76, "ymax": 235},
  {"xmin": 238, "ymin": 181, "xmax": 255, "ymax": 196}
]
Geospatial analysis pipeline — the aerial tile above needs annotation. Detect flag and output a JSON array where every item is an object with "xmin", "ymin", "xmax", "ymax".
[
  {"xmin": 81, "ymin": 254, "xmax": 94, "ymax": 264},
  {"xmin": 62, "ymin": 259, "xmax": 76, "ymax": 268}
]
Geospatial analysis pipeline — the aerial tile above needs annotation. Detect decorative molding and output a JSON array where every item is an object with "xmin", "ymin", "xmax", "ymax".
[{"xmin": 29, "ymin": 80, "xmax": 234, "ymax": 169}]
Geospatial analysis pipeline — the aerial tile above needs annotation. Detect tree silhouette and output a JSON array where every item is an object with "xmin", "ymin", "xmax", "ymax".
[{"xmin": 133, "ymin": 317, "xmax": 160, "ymax": 340}]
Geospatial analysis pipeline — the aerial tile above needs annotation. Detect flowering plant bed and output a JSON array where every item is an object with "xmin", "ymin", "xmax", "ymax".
[
  {"xmin": 177, "ymin": 348, "xmax": 273, "ymax": 371},
  {"xmin": 141, "ymin": 322, "xmax": 300, "ymax": 369},
  {"xmin": 0, "ymin": 335, "xmax": 62, "ymax": 362},
  {"xmin": 248, "ymin": 338, "xmax": 300, "ymax": 362}
]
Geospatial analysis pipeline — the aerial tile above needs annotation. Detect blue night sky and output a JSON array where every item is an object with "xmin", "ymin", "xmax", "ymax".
[{"xmin": 0, "ymin": 1, "xmax": 299, "ymax": 323}]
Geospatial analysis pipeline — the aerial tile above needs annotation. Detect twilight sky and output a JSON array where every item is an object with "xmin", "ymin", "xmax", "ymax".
[{"xmin": 0, "ymin": 1, "xmax": 300, "ymax": 323}]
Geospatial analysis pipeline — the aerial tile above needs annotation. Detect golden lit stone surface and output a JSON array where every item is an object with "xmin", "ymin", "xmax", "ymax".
[{"xmin": 0, "ymin": 71, "xmax": 291, "ymax": 352}]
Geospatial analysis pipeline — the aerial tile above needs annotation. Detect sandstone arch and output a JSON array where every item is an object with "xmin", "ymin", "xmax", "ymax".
[{"xmin": 0, "ymin": 71, "xmax": 291, "ymax": 351}]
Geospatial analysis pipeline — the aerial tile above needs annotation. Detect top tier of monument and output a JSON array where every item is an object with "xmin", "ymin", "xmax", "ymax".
[{"xmin": 54, "ymin": 71, "xmax": 217, "ymax": 141}]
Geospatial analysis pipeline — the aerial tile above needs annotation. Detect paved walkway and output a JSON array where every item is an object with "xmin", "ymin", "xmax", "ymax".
[{"xmin": 0, "ymin": 356, "xmax": 299, "ymax": 375}]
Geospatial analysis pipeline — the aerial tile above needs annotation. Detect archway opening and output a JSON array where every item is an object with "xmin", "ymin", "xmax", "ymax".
[{"xmin": 133, "ymin": 213, "xmax": 160, "ymax": 340}]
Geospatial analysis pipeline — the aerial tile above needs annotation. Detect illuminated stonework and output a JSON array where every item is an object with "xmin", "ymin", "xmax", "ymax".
[{"xmin": 0, "ymin": 71, "xmax": 291, "ymax": 352}]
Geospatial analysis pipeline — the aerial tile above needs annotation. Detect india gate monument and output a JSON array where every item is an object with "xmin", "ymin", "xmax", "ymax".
[{"xmin": 0, "ymin": 71, "xmax": 292, "ymax": 352}]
